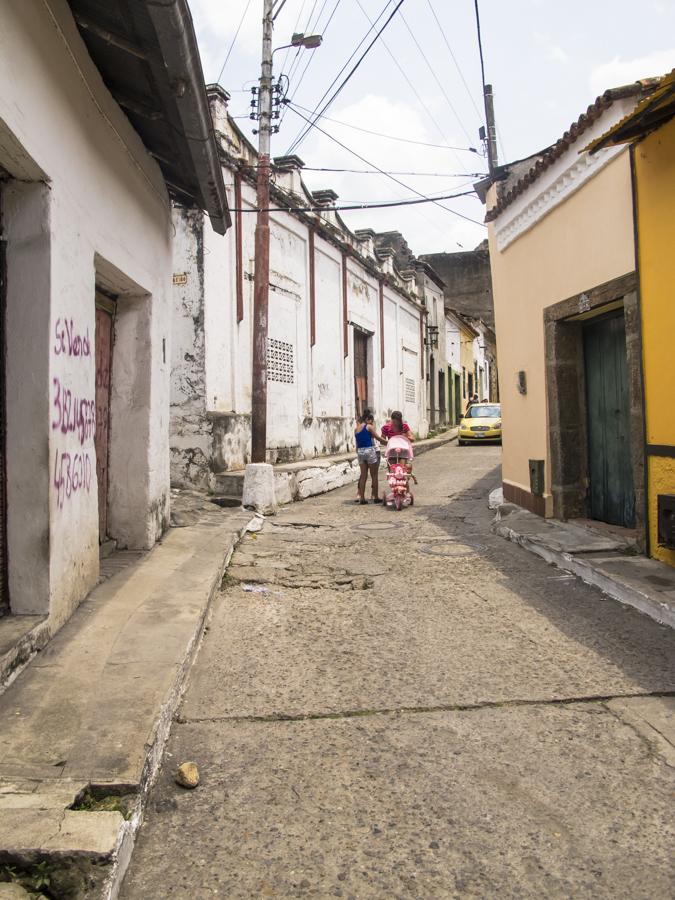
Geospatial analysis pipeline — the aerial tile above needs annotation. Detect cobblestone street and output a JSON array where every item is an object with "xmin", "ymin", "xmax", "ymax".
[{"xmin": 122, "ymin": 443, "xmax": 675, "ymax": 899}]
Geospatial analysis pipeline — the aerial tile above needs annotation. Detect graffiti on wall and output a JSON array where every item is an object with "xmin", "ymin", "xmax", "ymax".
[{"xmin": 52, "ymin": 318, "xmax": 95, "ymax": 509}]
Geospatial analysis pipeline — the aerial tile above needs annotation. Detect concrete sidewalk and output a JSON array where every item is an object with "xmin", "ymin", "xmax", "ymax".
[
  {"xmin": 0, "ymin": 499, "xmax": 253, "ymax": 899},
  {"xmin": 494, "ymin": 501, "xmax": 675, "ymax": 629},
  {"xmin": 214, "ymin": 427, "xmax": 459, "ymax": 504}
]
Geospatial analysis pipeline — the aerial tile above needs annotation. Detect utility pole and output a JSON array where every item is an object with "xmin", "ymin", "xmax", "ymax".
[
  {"xmin": 250, "ymin": 0, "xmax": 274, "ymax": 464},
  {"xmin": 483, "ymin": 83, "xmax": 499, "ymax": 174}
]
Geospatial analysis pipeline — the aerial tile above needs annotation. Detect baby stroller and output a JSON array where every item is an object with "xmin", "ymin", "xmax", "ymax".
[{"xmin": 384, "ymin": 435, "xmax": 414, "ymax": 511}]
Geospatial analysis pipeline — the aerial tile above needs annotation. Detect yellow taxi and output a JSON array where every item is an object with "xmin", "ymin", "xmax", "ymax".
[{"xmin": 458, "ymin": 402, "xmax": 502, "ymax": 445}]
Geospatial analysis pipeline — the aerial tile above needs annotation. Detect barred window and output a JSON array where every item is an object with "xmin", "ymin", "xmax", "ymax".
[{"xmin": 267, "ymin": 338, "xmax": 295, "ymax": 384}]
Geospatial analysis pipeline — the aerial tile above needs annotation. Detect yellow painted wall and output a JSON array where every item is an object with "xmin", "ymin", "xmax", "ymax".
[
  {"xmin": 634, "ymin": 115, "xmax": 675, "ymax": 566},
  {"xmin": 487, "ymin": 151, "xmax": 636, "ymax": 502}
]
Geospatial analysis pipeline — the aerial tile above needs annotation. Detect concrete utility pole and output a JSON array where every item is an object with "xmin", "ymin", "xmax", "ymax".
[
  {"xmin": 251, "ymin": 0, "xmax": 274, "ymax": 464},
  {"xmin": 483, "ymin": 83, "xmax": 499, "ymax": 174},
  {"xmin": 242, "ymin": 4, "xmax": 323, "ymax": 513}
]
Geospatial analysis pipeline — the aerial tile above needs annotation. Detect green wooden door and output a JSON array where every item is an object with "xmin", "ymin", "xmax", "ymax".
[{"xmin": 583, "ymin": 312, "xmax": 635, "ymax": 527}]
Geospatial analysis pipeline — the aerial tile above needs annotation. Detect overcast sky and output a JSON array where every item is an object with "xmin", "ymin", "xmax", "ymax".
[{"xmin": 189, "ymin": 0, "xmax": 675, "ymax": 255}]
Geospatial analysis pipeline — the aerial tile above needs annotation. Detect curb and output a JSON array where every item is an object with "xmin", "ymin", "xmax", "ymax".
[
  {"xmin": 494, "ymin": 515, "xmax": 675, "ymax": 630},
  {"xmin": 103, "ymin": 511, "xmax": 255, "ymax": 900}
]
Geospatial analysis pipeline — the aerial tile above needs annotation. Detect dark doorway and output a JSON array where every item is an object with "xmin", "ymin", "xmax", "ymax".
[
  {"xmin": 454, "ymin": 373, "xmax": 462, "ymax": 424},
  {"xmin": 95, "ymin": 295, "xmax": 115, "ymax": 541},
  {"xmin": 353, "ymin": 330, "xmax": 369, "ymax": 418},
  {"xmin": 438, "ymin": 370, "xmax": 446, "ymax": 426},
  {"xmin": 429, "ymin": 356, "xmax": 435, "ymax": 426},
  {"xmin": 583, "ymin": 311, "xmax": 635, "ymax": 527}
]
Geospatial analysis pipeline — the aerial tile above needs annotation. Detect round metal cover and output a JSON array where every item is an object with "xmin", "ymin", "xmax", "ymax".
[
  {"xmin": 419, "ymin": 539, "xmax": 486, "ymax": 557},
  {"xmin": 352, "ymin": 521, "xmax": 404, "ymax": 532}
]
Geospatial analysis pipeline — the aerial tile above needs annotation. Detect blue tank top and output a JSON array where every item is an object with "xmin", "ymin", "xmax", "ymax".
[{"xmin": 355, "ymin": 424, "xmax": 374, "ymax": 448}]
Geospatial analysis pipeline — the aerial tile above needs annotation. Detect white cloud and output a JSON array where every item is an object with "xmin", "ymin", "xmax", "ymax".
[
  {"xmin": 289, "ymin": 94, "xmax": 487, "ymax": 253},
  {"xmin": 532, "ymin": 31, "xmax": 570, "ymax": 64},
  {"xmin": 589, "ymin": 49, "xmax": 675, "ymax": 96}
]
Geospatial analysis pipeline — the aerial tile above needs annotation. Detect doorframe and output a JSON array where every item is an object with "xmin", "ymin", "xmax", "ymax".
[
  {"xmin": 544, "ymin": 271, "xmax": 646, "ymax": 549},
  {"xmin": 94, "ymin": 290, "xmax": 116, "ymax": 544}
]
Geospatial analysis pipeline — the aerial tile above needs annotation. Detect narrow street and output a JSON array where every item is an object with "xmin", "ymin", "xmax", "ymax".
[{"xmin": 122, "ymin": 443, "xmax": 675, "ymax": 899}]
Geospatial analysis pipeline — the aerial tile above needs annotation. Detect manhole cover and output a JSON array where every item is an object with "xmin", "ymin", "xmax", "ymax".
[
  {"xmin": 352, "ymin": 521, "xmax": 404, "ymax": 532},
  {"xmin": 419, "ymin": 539, "xmax": 486, "ymax": 557}
]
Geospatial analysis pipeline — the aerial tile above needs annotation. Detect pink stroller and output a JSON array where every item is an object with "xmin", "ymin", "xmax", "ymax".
[{"xmin": 384, "ymin": 436, "xmax": 414, "ymax": 511}]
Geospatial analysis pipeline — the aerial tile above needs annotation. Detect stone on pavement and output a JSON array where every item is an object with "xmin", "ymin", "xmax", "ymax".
[{"xmin": 174, "ymin": 762, "xmax": 200, "ymax": 789}]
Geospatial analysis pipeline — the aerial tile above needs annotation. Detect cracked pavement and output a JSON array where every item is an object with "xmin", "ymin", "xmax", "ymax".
[{"xmin": 122, "ymin": 444, "xmax": 675, "ymax": 899}]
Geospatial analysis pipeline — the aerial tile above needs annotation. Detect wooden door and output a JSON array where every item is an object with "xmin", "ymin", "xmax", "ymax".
[
  {"xmin": 583, "ymin": 311, "xmax": 635, "ymax": 527},
  {"xmin": 353, "ymin": 330, "xmax": 368, "ymax": 417},
  {"xmin": 438, "ymin": 371, "xmax": 446, "ymax": 425},
  {"xmin": 95, "ymin": 301, "xmax": 114, "ymax": 541}
]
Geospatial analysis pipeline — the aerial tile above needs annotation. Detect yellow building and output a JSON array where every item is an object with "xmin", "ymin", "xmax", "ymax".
[
  {"xmin": 483, "ymin": 79, "xmax": 664, "ymax": 553},
  {"xmin": 587, "ymin": 73, "xmax": 675, "ymax": 565}
]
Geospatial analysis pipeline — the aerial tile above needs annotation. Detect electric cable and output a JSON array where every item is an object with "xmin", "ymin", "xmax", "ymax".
[
  {"xmin": 301, "ymin": 167, "xmax": 486, "ymax": 177},
  {"xmin": 286, "ymin": 0, "xmax": 405, "ymax": 156},
  {"xmin": 286, "ymin": 101, "xmax": 480, "ymax": 152},
  {"xmin": 283, "ymin": 0, "xmax": 396, "ymax": 153},
  {"xmin": 285, "ymin": 103, "xmax": 486, "ymax": 226},
  {"xmin": 352, "ymin": 0, "xmax": 465, "ymax": 171},
  {"xmin": 277, "ymin": 0, "xmax": 309, "ymax": 84},
  {"xmin": 216, "ymin": 0, "xmax": 254, "ymax": 85},
  {"xmin": 425, "ymin": 0, "xmax": 483, "ymax": 124},
  {"xmin": 278, "ymin": 0, "xmax": 342, "ymax": 133},
  {"xmin": 283, "ymin": 0, "xmax": 321, "ymax": 86},
  {"xmin": 226, "ymin": 188, "xmax": 475, "ymax": 212},
  {"xmin": 397, "ymin": 9, "xmax": 474, "ymax": 146}
]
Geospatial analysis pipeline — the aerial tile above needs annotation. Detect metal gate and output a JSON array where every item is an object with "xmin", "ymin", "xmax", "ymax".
[
  {"xmin": 95, "ymin": 296, "xmax": 114, "ymax": 541},
  {"xmin": 583, "ymin": 311, "xmax": 635, "ymax": 527},
  {"xmin": 353, "ymin": 330, "xmax": 369, "ymax": 417}
]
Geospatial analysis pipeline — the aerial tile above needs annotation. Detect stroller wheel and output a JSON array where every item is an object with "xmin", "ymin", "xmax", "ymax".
[{"xmin": 395, "ymin": 494, "xmax": 403, "ymax": 511}]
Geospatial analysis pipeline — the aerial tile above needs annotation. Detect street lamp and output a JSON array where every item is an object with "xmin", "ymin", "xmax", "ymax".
[{"xmin": 244, "ymin": 0, "xmax": 322, "ymax": 512}]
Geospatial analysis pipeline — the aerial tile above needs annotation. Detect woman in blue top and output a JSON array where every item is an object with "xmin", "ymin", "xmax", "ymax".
[{"xmin": 355, "ymin": 409, "xmax": 386, "ymax": 504}]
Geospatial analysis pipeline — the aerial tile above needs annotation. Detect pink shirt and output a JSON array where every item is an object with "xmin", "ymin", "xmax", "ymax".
[{"xmin": 382, "ymin": 422, "xmax": 410, "ymax": 439}]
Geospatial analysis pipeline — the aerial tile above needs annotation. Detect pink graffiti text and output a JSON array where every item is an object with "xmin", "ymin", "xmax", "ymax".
[
  {"xmin": 53, "ymin": 318, "xmax": 91, "ymax": 358},
  {"xmin": 53, "ymin": 449, "xmax": 92, "ymax": 509},
  {"xmin": 52, "ymin": 378, "xmax": 96, "ymax": 446}
]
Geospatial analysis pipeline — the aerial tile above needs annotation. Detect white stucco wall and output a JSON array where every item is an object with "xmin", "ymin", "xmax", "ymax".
[
  {"xmin": 0, "ymin": 0, "xmax": 172, "ymax": 627},
  {"xmin": 170, "ymin": 156, "xmax": 428, "ymax": 486}
]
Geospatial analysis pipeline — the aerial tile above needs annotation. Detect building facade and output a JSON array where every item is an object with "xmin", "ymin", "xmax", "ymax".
[
  {"xmin": 170, "ymin": 89, "xmax": 439, "ymax": 492},
  {"xmin": 587, "ymin": 73, "xmax": 675, "ymax": 566},
  {"xmin": 0, "ymin": 0, "xmax": 227, "ymax": 629},
  {"xmin": 483, "ymin": 79, "xmax": 659, "ymax": 552}
]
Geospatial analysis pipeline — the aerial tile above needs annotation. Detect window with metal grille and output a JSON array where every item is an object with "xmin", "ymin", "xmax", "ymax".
[
  {"xmin": 267, "ymin": 338, "xmax": 295, "ymax": 384},
  {"xmin": 405, "ymin": 378, "xmax": 416, "ymax": 403}
]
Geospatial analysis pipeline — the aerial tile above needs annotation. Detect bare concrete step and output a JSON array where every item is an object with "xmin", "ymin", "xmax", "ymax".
[
  {"xmin": 494, "ymin": 503, "xmax": 675, "ymax": 628},
  {"xmin": 211, "ymin": 471, "xmax": 244, "ymax": 497},
  {"xmin": 0, "ymin": 615, "xmax": 49, "ymax": 692}
]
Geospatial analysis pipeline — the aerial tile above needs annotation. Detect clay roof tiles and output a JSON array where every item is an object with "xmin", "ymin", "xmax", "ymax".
[{"xmin": 485, "ymin": 79, "xmax": 661, "ymax": 222}]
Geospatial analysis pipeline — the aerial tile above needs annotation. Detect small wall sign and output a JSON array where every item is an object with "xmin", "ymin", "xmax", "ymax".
[{"xmin": 172, "ymin": 273, "xmax": 188, "ymax": 285}]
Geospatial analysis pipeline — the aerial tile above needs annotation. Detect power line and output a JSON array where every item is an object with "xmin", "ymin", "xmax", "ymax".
[
  {"xmin": 352, "ymin": 0, "xmax": 465, "ymax": 171},
  {"xmin": 216, "ymin": 0, "xmax": 254, "ymax": 85},
  {"xmin": 286, "ymin": 101, "xmax": 480, "ymax": 152},
  {"xmin": 301, "ymin": 166, "xmax": 486, "ymax": 176},
  {"xmin": 277, "ymin": 0, "xmax": 309, "ymax": 83},
  {"xmin": 226, "ymin": 188, "xmax": 475, "ymax": 212},
  {"xmin": 285, "ymin": 103, "xmax": 486, "ymax": 226},
  {"xmin": 278, "ymin": 0, "xmax": 341, "ymax": 131},
  {"xmin": 284, "ymin": 0, "xmax": 321, "ymax": 86},
  {"xmin": 425, "ymin": 0, "xmax": 483, "ymax": 124},
  {"xmin": 283, "ymin": 0, "xmax": 396, "ymax": 155},
  {"xmin": 286, "ymin": 0, "xmax": 407, "ymax": 156},
  {"xmin": 397, "ymin": 9, "xmax": 474, "ymax": 145}
]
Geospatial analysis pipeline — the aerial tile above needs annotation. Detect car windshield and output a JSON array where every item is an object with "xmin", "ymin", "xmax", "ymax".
[{"xmin": 466, "ymin": 404, "xmax": 500, "ymax": 418}]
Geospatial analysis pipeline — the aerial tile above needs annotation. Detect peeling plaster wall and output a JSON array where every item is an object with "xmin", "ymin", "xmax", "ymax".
[{"xmin": 0, "ymin": 0, "xmax": 172, "ymax": 628}]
